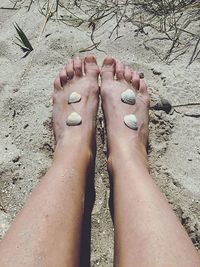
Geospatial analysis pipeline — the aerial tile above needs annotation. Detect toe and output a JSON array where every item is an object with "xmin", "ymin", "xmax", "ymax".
[
  {"xmin": 124, "ymin": 66, "xmax": 132, "ymax": 83},
  {"xmin": 59, "ymin": 67, "xmax": 68, "ymax": 87},
  {"xmin": 84, "ymin": 55, "xmax": 99, "ymax": 78},
  {"xmin": 54, "ymin": 74, "xmax": 62, "ymax": 91},
  {"xmin": 139, "ymin": 79, "xmax": 150, "ymax": 105},
  {"xmin": 132, "ymin": 71, "xmax": 140, "ymax": 90},
  {"xmin": 74, "ymin": 56, "xmax": 83, "ymax": 77},
  {"xmin": 116, "ymin": 61, "xmax": 125, "ymax": 80},
  {"xmin": 139, "ymin": 78, "xmax": 148, "ymax": 94},
  {"xmin": 101, "ymin": 56, "xmax": 116, "ymax": 80},
  {"xmin": 66, "ymin": 59, "xmax": 74, "ymax": 80}
]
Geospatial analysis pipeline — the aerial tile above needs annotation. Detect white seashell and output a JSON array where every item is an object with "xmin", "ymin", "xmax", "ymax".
[
  {"xmin": 124, "ymin": 114, "xmax": 138, "ymax": 130},
  {"xmin": 121, "ymin": 89, "xmax": 136, "ymax": 105},
  {"xmin": 66, "ymin": 112, "xmax": 82, "ymax": 126},
  {"xmin": 68, "ymin": 92, "xmax": 81, "ymax": 104}
]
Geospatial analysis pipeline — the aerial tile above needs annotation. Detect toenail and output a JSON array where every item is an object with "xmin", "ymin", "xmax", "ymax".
[
  {"xmin": 85, "ymin": 55, "xmax": 96, "ymax": 62},
  {"xmin": 104, "ymin": 58, "xmax": 115, "ymax": 65},
  {"xmin": 139, "ymin": 73, "xmax": 144, "ymax": 79}
]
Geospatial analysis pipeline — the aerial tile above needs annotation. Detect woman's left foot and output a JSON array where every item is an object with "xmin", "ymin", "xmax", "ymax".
[{"xmin": 100, "ymin": 57, "xmax": 150, "ymax": 161}]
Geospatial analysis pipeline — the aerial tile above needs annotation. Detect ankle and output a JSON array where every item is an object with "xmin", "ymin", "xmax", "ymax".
[
  {"xmin": 54, "ymin": 133, "xmax": 94, "ymax": 164},
  {"xmin": 107, "ymin": 140, "xmax": 149, "ymax": 174}
]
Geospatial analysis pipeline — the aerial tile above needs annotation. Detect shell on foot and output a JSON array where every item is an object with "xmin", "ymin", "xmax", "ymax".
[
  {"xmin": 68, "ymin": 92, "xmax": 81, "ymax": 104},
  {"xmin": 124, "ymin": 114, "xmax": 138, "ymax": 130},
  {"xmin": 121, "ymin": 89, "xmax": 136, "ymax": 105},
  {"xmin": 66, "ymin": 112, "xmax": 82, "ymax": 126}
]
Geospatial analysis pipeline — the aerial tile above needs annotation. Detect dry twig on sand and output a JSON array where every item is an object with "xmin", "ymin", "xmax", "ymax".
[
  {"xmin": 10, "ymin": 0, "xmax": 200, "ymax": 63},
  {"xmin": 47, "ymin": 0, "xmax": 199, "ymax": 63}
]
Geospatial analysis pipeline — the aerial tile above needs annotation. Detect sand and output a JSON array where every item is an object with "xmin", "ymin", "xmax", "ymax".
[{"xmin": 0, "ymin": 1, "xmax": 200, "ymax": 266}]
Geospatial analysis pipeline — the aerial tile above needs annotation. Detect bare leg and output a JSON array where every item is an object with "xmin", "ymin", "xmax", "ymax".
[
  {"xmin": 101, "ymin": 57, "xmax": 200, "ymax": 267},
  {"xmin": 0, "ymin": 55, "xmax": 100, "ymax": 267}
]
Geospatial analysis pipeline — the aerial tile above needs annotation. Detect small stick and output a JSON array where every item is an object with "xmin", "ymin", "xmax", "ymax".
[
  {"xmin": 188, "ymin": 37, "xmax": 200, "ymax": 65},
  {"xmin": 0, "ymin": 7, "xmax": 18, "ymax": 10}
]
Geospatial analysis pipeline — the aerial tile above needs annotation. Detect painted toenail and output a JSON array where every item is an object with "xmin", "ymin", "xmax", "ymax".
[
  {"xmin": 124, "ymin": 114, "xmax": 138, "ymax": 130},
  {"xmin": 66, "ymin": 112, "xmax": 82, "ymax": 126},
  {"xmin": 68, "ymin": 92, "xmax": 81, "ymax": 104},
  {"xmin": 139, "ymin": 73, "xmax": 144, "ymax": 79},
  {"xmin": 121, "ymin": 89, "xmax": 136, "ymax": 105}
]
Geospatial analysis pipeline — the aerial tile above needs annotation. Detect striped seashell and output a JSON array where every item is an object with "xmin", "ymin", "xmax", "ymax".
[
  {"xmin": 66, "ymin": 112, "xmax": 82, "ymax": 126},
  {"xmin": 121, "ymin": 89, "xmax": 136, "ymax": 105},
  {"xmin": 68, "ymin": 92, "xmax": 81, "ymax": 104},
  {"xmin": 124, "ymin": 114, "xmax": 138, "ymax": 130}
]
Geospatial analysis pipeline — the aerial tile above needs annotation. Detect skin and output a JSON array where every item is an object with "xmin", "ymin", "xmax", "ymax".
[
  {"xmin": 0, "ymin": 55, "xmax": 100, "ymax": 267},
  {"xmin": 101, "ymin": 57, "xmax": 200, "ymax": 267},
  {"xmin": 0, "ymin": 55, "xmax": 199, "ymax": 267}
]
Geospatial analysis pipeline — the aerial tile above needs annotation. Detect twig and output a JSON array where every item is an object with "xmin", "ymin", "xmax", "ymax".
[
  {"xmin": 109, "ymin": 0, "xmax": 128, "ymax": 38},
  {"xmin": 79, "ymin": 42, "xmax": 101, "ymax": 52},
  {"xmin": 38, "ymin": 0, "xmax": 57, "ymax": 40},
  {"xmin": 188, "ymin": 37, "xmax": 200, "ymax": 65},
  {"xmin": 0, "ymin": 7, "xmax": 18, "ymax": 10},
  {"xmin": 173, "ymin": 102, "xmax": 200, "ymax": 108},
  {"xmin": 27, "ymin": 0, "xmax": 34, "ymax": 11}
]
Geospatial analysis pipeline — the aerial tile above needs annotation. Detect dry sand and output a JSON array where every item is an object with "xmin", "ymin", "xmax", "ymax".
[{"xmin": 0, "ymin": 1, "xmax": 200, "ymax": 266}]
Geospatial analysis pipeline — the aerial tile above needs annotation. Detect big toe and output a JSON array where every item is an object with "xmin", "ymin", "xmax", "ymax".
[
  {"xmin": 84, "ymin": 55, "xmax": 99, "ymax": 79},
  {"xmin": 101, "ymin": 56, "xmax": 116, "ymax": 81}
]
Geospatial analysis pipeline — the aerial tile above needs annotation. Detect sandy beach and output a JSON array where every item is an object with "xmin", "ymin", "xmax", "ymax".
[{"xmin": 0, "ymin": 0, "xmax": 200, "ymax": 266}]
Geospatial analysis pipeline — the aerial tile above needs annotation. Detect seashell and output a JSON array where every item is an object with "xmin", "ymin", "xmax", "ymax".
[
  {"xmin": 124, "ymin": 114, "xmax": 138, "ymax": 130},
  {"xmin": 66, "ymin": 112, "xmax": 82, "ymax": 126},
  {"xmin": 68, "ymin": 92, "xmax": 81, "ymax": 104},
  {"xmin": 121, "ymin": 89, "xmax": 136, "ymax": 105}
]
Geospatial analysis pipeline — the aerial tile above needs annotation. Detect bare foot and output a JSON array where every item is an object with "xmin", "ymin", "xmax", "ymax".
[
  {"xmin": 53, "ymin": 55, "xmax": 99, "ymax": 152},
  {"xmin": 100, "ymin": 57, "xmax": 150, "ymax": 164}
]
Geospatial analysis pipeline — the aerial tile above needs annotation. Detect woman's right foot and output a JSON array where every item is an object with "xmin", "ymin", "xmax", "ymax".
[
  {"xmin": 100, "ymin": 57, "xmax": 150, "ymax": 166},
  {"xmin": 53, "ymin": 55, "xmax": 99, "ymax": 155}
]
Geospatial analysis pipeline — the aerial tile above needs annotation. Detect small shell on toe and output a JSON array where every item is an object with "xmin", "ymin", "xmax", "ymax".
[
  {"xmin": 66, "ymin": 112, "xmax": 82, "ymax": 126},
  {"xmin": 121, "ymin": 89, "xmax": 136, "ymax": 105},
  {"xmin": 68, "ymin": 92, "xmax": 81, "ymax": 104},
  {"xmin": 124, "ymin": 114, "xmax": 138, "ymax": 130}
]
